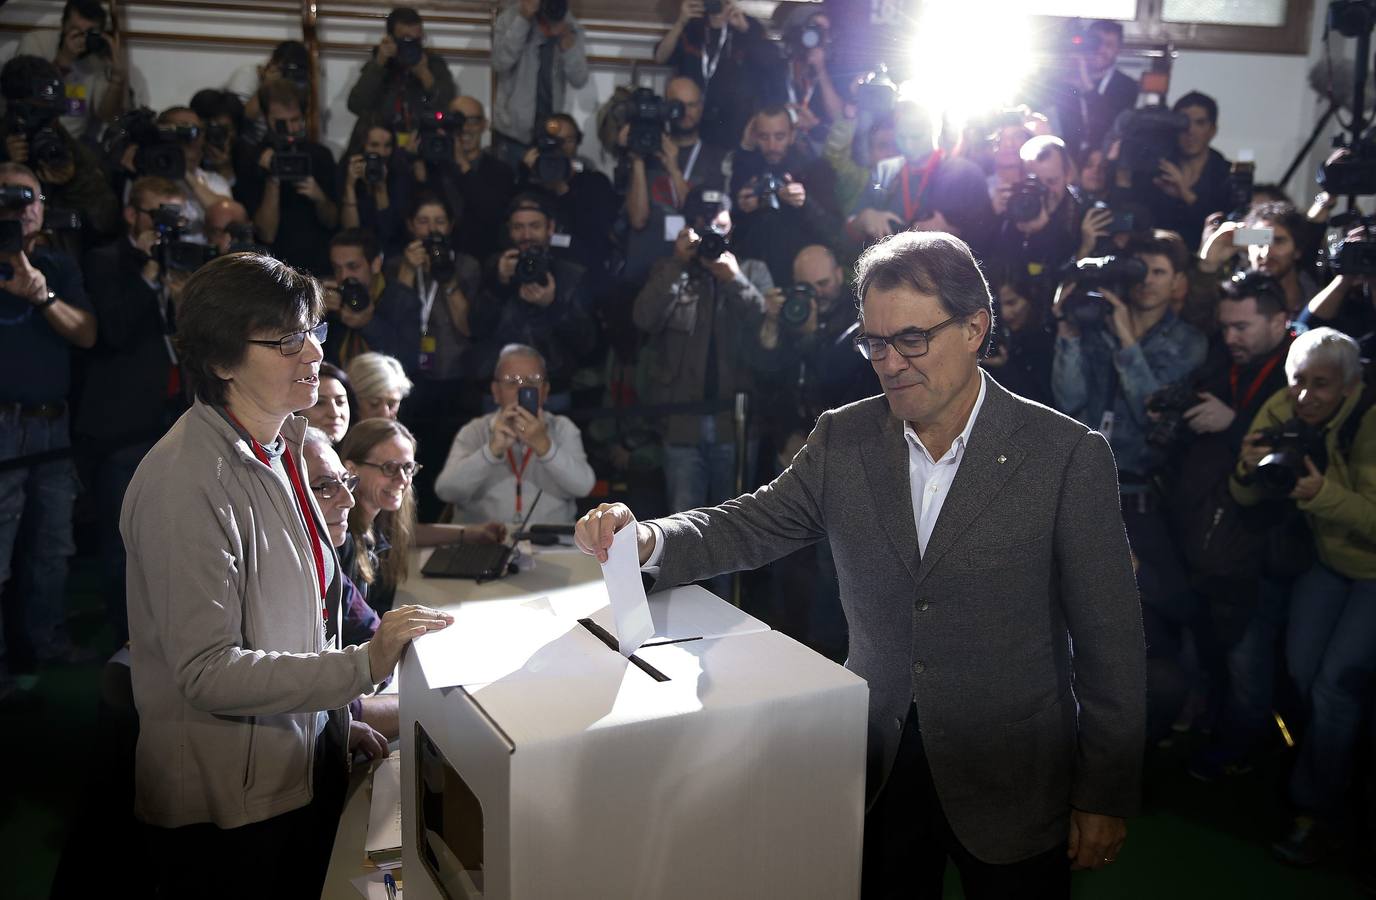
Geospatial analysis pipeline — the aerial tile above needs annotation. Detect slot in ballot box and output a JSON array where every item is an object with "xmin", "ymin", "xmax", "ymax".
[{"xmin": 399, "ymin": 583, "xmax": 869, "ymax": 900}]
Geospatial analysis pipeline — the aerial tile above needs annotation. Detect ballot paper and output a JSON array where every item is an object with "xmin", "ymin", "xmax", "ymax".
[
  {"xmin": 364, "ymin": 753, "xmax": 403, "ymax": 868},
  {"xmin": 409, "ymin": 605, "xmax": 577, "ymax": 689},
  {"xmin": 602, "ymin": 524, "xmax": 654, "ymax": 656}
]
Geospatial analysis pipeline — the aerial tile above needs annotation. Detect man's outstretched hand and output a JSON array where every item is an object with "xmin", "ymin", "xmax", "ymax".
[{"xmin": 574, "ymin": 502, "xmax": 655, "ymax": 565}]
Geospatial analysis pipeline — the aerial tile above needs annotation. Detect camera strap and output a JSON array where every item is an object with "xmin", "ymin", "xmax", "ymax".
[
  {"xmin": 669, "ymin": 140, "xmax": 703, "ymax": 207},
  {"xmin": 701, "ymin": 25, "xmax": 729, "ymax": 84},
  {"xmin": 416, "ymin": 270, "xmax": 440, "ymax": 335},
  {"xmin": 1229, "ymin": 353, "xmax": 1282, "ymax": 412},
  {"xmin": 899, "ymin": 151, "xmax": 943, "ymax": 223}
]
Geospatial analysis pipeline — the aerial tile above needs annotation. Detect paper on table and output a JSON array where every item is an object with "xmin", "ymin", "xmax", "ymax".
[
  {"xmin": 602, "ymin": 524, "xmax": 653, "ymax": 656},
  {"xmin": 364, "ymin": 753, "xmax": 402, "ymax": 867},
  {"xmin": 351, "ymin": 870, "xmax": 402, "ymax": 899}
]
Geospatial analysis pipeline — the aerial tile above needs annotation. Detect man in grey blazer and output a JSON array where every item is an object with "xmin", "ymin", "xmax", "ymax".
[{"xmin": 576, "ymin": 231, "xmax": 1145, "ymax": 899}]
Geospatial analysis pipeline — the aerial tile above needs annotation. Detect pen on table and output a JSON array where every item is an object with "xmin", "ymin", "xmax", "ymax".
[{"xmin": 384, "ymin": 872, "xmax": 398, "ymax": 900}]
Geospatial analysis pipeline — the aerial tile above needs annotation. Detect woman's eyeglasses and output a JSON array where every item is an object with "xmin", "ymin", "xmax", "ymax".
[
  {"xmin": 310, "ymin": 473, "xmax": 359, "ymax": 499},
  {"xmin": 355, "ymin": 460, "xmax": 422, "ymax": 479},
  {"xmin": 248, "ymin": 321, "xmax": 329, "ymax": 357}
]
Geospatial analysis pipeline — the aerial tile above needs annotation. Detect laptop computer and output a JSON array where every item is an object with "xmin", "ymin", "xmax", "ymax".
[{"xmin": 421, "ymin": 492, "xmax": 543, "ymax": 580}]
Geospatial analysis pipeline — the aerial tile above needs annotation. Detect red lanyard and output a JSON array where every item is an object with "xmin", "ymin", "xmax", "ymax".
[
  {"xmin": 507, "ymin": 446, "xmax": 534, "ymax": 515},
  {"xmin": 230, "ymin": 414, "xmax": 328, "ymax": 620},
  {"xmin": 1229, "ymin": 353, "xmax": 1283, "ymax": 412},
  {"xmin": 899, "ymin": 150, "xmax": 943, "ymax": 224}
]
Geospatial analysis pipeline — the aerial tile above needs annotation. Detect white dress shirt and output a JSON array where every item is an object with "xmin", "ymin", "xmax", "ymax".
[
  {"xmin": 906, "ymin": 377, "xmax": 987, "ymax": 555},
  {"xmin": 643, "ymin": 377, "xmax": 988, "ymax": 570}
]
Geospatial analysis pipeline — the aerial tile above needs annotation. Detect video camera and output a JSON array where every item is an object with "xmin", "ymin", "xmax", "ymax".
[
  {"xmin": 417, "ymin": 109, "xmax": 461, "ymax": 166},
  {"xmin": 531, "ymin": 118, "xmax": 572, "ymax": 185},
  {"xmin": 1118, "ymin": 107, "xmax": 1188, "ymax": 175},
  {"xmin": 514, "ymin": 245, "xmax": 551, "ymax": 286},
  {"xmin": 1060, "ymin": 254, "xmax": 1147, "ymax": 327},
  {"xmin": 224, "ymin": 222, "xmax": 268, "ymax": 255},
  {"xmin": 1254, "ymin": 417, "xmax": 1327, "ymax": 496},
  {"xmin": 1006, "ymin": 176, "xmax": 1047, "ymax": 224},
  {"xmin": 621, "ymin": 87, "xmax": 685, "ymax": 159},
  {"xmin": 103, "ymin": 108, "xmax": 187, "ymax": 179},
  {"xmin": 1324, "ymin": 212, "xmax": 1376, "ymax": 275},
  {"xmin": 0, "ymin": 184, "xmax": 36, "ymax": 210},
  {"xmin": 0, "ymin": 186, "xmax": 29, "ymax": 256},
  {"xmin": 151, "ymin": 204, "xmax": 215, "ymax": 273},
  {"xmin": 269, "ymin": 120, "xmax": 311, "ymax": 182},
  {"xmin": 4, "ymin": 75, "xmax": 70, "ymax": 170}
]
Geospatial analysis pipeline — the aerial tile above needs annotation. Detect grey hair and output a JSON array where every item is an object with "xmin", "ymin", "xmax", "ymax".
[
  {"xmin": 494, "ymin": 342, "xmax": 548, "ymax": 378},
  {"xmin": 301, "ymin": 426, "xmax": 334, "ymax": 455},
  {"xmin": 346, "ymin": 352, "xmax": 413, "ymax": 403},
  {"xmin": 1286, "ymin": 326, "xmax": 1363, "ymax": 387},
  {"xmin": 854, "ymin": 231, "xmax": 993, "ymax": 325}
]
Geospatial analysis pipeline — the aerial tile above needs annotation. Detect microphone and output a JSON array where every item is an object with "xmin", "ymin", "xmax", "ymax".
[{"xmin": 1308, "ymin": 55, "xmax": 1376, "ymax": 113}]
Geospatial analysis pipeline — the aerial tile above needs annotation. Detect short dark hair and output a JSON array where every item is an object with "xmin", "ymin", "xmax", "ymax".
[
  {"xmin": 1247, "ymin": 200, "xmax": 1317, "ymax": 264},
  {"xmin": 1088, "ymin": 20, "xmax": 1124, "ymax": 41},
  {"xmin": 190, "ymin": 88, "xmax": 244, "ymax": 130},
  {"xmin": 175, "ymin": 253, "xmax": 324, "ymax": 406},
  {"xmin": 128, "ymin": 175, "xmax": 184, "ymax": 213},
  {"xmin": 386, "ymin": 6, "xmax": 423, "ymax": 34},
  {"xmin": 754, "ymin": 105, "xmax": 794, "ymax": 129},
  {"xmin": 259, "ymin": 79, "xmax": 306, "ymax": 117},
  {"xmin": 270, "ymin": 40, "xmax": 309, "ymax": 70},
  {"xmin": 407, "ymin": 190, "xmax": 454, "ymax": 224},
  {"xmin": 1222, "ymin": 269, "xmax": 1288, "ymax": 319},
  {"xmin": 506, "ymin": 191, "xmax": 551, "ymax": 224},
  {"xmin": 62, "ymin": 0, "xmax": 106, "ymax": 28},
  {"xmin": 330, "ymin": 228, "xmax": 381, "ymax": 262},
  {"xmin": 854, "ymin": 232, "xmax": 993, "ymax": 334},
  {"xmin": 156, "ymin": 106, "xmax": 197, "ymax": 126},
  {"xmin": 546, "ymin": 113, "xmax": 582, "ymax": 145},
  {"xmin": 1173, "ymin": 90, "xmax": 1218, "ymax": 126},
  {"xmin": 1, "ymin": 55, "xmax": 61, "ymax": 103},
  {"xmin": 1131, "ymin": 229, "xmax": 1190, "ymax": 275}
]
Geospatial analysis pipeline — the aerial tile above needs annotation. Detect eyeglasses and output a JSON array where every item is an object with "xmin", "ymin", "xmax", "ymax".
[
  {"xmin": 356, "ymin": 459, "xmax": 422, "ymax": 479},
  {"xmin": 496, "ymin": 374, "xmax": 545, "ymax": 387},
  {"xmin": 854, "ymin": 316, "xmax": 962, "ymax": 361},
  {"xmin": 310, "ymin": 473, "xmax": 359, "ymax": 499},
  {"xmin": 247, "ymin": 321, "xmax": 328, "ymax": 356}
]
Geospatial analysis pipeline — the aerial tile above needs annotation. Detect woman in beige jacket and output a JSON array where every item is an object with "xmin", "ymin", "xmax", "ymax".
[{"xmin": 121, "ymin": 253, "xmax": 452, "ymax": 899}]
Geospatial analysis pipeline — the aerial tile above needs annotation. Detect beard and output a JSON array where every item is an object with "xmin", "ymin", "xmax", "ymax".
[{"xmin": 668, "ymin": 120, "xmax": 698, "ymax": 138}]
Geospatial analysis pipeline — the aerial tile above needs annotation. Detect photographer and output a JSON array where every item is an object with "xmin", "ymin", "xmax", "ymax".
[
  {"xmin": 321, "ymin": 227, "xmax": 420, "ymax": 369},
  {"xmin": 202, "ymin": 199, "xmax": 252, "ymax": 256},
  {"xmin": 75, "ymin": 176, "xmax": 192, "ymax": 647},
  {"xmin": 632, "ymin": 187, "xmax": 771, "ymax": 515},
  {"xmin": 991, "ymin": 134, "xmax": 1085, "ymax": 279},
  {"xmin": 620, "ymin": 77, "xmax": 728, "ymax": 282},
  {"xmin": 1230, "ymin": 328, "xmax": 1376, "ymax": 866},
  {"xmin": 1, "ymin": 55, "xmax": 118, "ymax": 242},
  {"xmin": 435, "ymin": 343, "xmax": 596, "ymax": 526},
  {"xmin": 845, "ymin": 100, "xmax": 991, "ymax": 249},
  {"xmin": 1116, "ymin": 91, "xmax": 1231, "ymax": 252},
  {"xmin": 1201, "ymin": 201, "xmax": 1321, "ymax": 322},
  {"xmin": 1048, "ymin": 19, "xmax": 1138, "ymax": 162},
  {"xmin": 654, "ymin": 0, "xmax": 781, "ymax": 151},
  {"xmin": 237, "ymin": 80, "xmax": 338, "ymax": 276},
  {"xmin": 0, "ymin": 162, "xmax": 95, "ymax": 703},
  {"xmin": 474, "ymin": 194, "xmax": 596, "ymax": 399},
  {"xmin": 1052, "ymin": 231, "xmax": 1207, "ymax": 740},
  {"xmin": 189, "ymin": 89, "xmax": 245, "ymax": 193},
  {"xmin": 491, "ymin": 0, "xmax": 589, "ymax": 170},
  {"xmin": 150, "ymin": 107, "xmax": 235, "ymax": 243},
  {"xmin": 225, "ymin": 40, "xmax": 312, "ymax": 147},
  {"xmin": 346, "ymin": 7, "xmax": 456, "ymax": 138},
  {"xmin": 729, "ymin": 106, "xmax": 841, "ymax": 285},
  {"xmin": 981, "ymin": 268, "xmax": 1056, "ymax": 407},
  {"xmin": 16, "ymin": 0, "xmax": 131, "ymax": 140},
  {"xmin": 1168, "ymin": 271, "xmax": 1293, "ymax": 783},
  {"xmin": 339, "ymin": 120, "xmax": 407, "ymax": 254},
  {"xmin": 776, "ymin": 7, "xmax": 845, "ymax": 150},
  {"xmin": 517, "ymin": 114, "xmax": 619, "ymax": 281}
]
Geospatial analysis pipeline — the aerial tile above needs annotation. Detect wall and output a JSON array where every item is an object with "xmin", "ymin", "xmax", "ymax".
[{"xmin": 0, "ymin": 0, "xmax": 1342, "ymax": 188}]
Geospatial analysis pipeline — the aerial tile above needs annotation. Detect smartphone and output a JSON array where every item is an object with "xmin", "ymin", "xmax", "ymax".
[
  {"xmin": 1233, "ymin": 225, "xmax": 1274, "ymax": 246},
  {"xmin": 518, "ymin": 386, "xmax": 539, "ymax": 416}
]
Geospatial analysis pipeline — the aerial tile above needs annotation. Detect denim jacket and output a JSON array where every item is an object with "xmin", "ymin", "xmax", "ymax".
[{"xmin": 1051, "ymin": 310, "xmax": 1206, "ymax": 479}]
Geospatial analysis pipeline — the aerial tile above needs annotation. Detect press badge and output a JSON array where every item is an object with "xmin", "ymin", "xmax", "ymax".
[
  {"xmin": 549, "ymin": 233, "xmax": 572, "ymax": 249},
  {"xmin": 1098, "ymin": 410, "xmax": 1115, "ymax": 440},
  {"xmin": 664, "ymin": 214, "xmax": 686, "ymax": 242},
  {"xmin": 419, "ymin": 333, "xmax": 437, "ymax": 373},
  {"xmin": 64, "ymin": 83, "xmax": 87, "ymax": 118}
]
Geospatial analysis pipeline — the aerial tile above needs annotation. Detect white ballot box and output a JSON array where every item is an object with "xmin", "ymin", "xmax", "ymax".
[{"xmin": 398, "ymin": 579, "xmax": 868, "ymax": 900}]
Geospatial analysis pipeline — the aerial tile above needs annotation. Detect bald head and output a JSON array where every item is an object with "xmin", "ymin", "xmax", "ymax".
[
  {"xmin": 450, "ymin": 96, "xmax": 487, "ymax": 155},
  {"xmin": 205, "ymin": 200, "xmax": 250, "ymax": 254},
  {"xmin": 666, "ymin": 76, "xmax": 703, "ymax": 136},
  {"xmin": 792, "ymin": 244, "xmax": 845, "ymax": 309},
  {"xmin": 451, "ymin": 96, "xmax": 485, "ymax": 120}
]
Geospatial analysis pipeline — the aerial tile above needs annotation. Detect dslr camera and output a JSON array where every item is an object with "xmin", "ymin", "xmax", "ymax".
[
  {"xmin": 1118, "ymin": 107, "xmax": 1188, "ymax": 175},
  {"xmin": 514, "ymin": 246, "xmax": 551, "ymax": 286},
  {"xmin": 621, "ymin": 87, "xmax": 685, "ymax": 159},
  {"xmin": 1006, "ymin": 175, "xmax": 1047, "ymax": 224},
  {"xmin": 531, "ymin": 118, "xmax": 573, "ymax": 185},
  {"xmin": 150, "ymin": 204, "xmax": 216, "ymax": 273},
  {"xmin": 417, "ymin": 109, "xmax": 460, "ymax": 166},
  {"xmin": 102, "ymin": 107, "xmax": 186, "ymax": 179},
  {"xmin": 270, "ymin": 121, "xmax": 311, "ymax": 182},
  {"xmin": 339, "ymin": 277, "xmax": 370, "ymax": 312},
  {"xmin": 4, "ymin": 75, "xmax": 70, "ymax": 170},
  {"xmin": 364, "ymin": 151, "xmax": 386, "ymax": 184},
  {"xmin": 1145, "ymin": 382, "xmax": 1199, "ymax": 450},
  {"xmin": 749, "ymin": 171, "xmax": 785, "ymax": 210},
  {"xmin": 393, "ymin": 36, "xmax": 423, "ymax": 68},
  {"xmin": 424, "ymin": 233, "xmax": 458, "ymax": 284},
  {"xmin": 780, "ymin": 283, "xmax": 816, "ymax": 328},
  {"xmin": 696, "ymin": 227, "xmax": 729, "ymax": 261},
  {"xmin": 1060, "ymin": 254, "xmax": 1147, "ymax": 328},
  {"xmin": 539, "ymin": 0, "xmax": 568, "ymax": 22},
  {"xmin": 0, "ymin": 184, "xmax": 31, "ymax": 255},
  {"xmin": 1253, "ymin": 418, "xmax": 1327, "ymax": 496}
]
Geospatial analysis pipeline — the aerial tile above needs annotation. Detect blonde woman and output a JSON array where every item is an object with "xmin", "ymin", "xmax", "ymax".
[{"xmin": 346, "ymin": 351, "xmax": 411, "ymax": 420}]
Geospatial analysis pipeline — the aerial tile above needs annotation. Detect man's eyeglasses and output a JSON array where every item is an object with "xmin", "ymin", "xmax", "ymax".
[
  {"xmin": 310, "ymin": 473, "xmax": 359, "ymax": 500},
  {"xmin": 497, "ymin": 374, "xmax": 545, "ymax": 387},
  {"xmin": 247, "ymin": 321, "xmax": 328, "ymax": 357},
  {"xmin": 356, "ymin": 460, "xmax": 422, "ymax": 479},
  {"xmin": 854, "ymin": 316, "xmax": 962, "ymax": 362}
]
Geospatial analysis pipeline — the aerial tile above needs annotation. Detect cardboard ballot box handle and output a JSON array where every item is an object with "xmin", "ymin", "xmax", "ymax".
[{"xmin": 577, "ymin": 619, "xmax": 671, "ymax": 682}]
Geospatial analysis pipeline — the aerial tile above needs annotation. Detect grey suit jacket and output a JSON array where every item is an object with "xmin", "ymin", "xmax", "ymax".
[{"xmin": 651, "ymin": 372, "xmax": 1146, "ymax": 864}]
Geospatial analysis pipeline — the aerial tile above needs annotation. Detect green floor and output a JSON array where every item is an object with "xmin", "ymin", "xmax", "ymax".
[{"xmin": 2, "ymin": 559, "xmax": 1368, "ymax": 899}]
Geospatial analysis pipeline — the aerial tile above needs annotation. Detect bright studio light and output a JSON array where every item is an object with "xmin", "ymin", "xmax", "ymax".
[{"xmin": 906, "ymin": 0, "xmax": 1034, "ymax": 130}]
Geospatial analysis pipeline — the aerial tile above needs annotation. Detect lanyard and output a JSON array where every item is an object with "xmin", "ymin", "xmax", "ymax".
[
  {"xmin": 669, "ymin": 140, "xmax": 703, "ymax": 207},
  {"xmin": 507, "ymin": 445, "xmax": 534, "ymax": 515},
  {"xmin": 417, "ymin": 271, "xmax": 439, "ymax": 336},
  {"xmin": 701, "ymin": 25, "xmax": 729, "ymax": 84},
  {"xmin": 898, "ymin": 150, "xmax": 943, "ymax": 224},
  {"xmin": 228, "ymin": 414, "xmax": 327, "ymax": 619},
  {"xmin": 786, "ymin": 75, "xmax": 815, "ymax": 110},
  {"xmin": 1230, "ymin": 352, "xmax": 1283, "ymax": 412}
]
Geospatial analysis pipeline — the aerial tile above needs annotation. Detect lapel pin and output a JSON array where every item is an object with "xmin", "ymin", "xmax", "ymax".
[{"xmin": 997, "ymin": 454, "xmax": 1007, "ymax": 464}]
